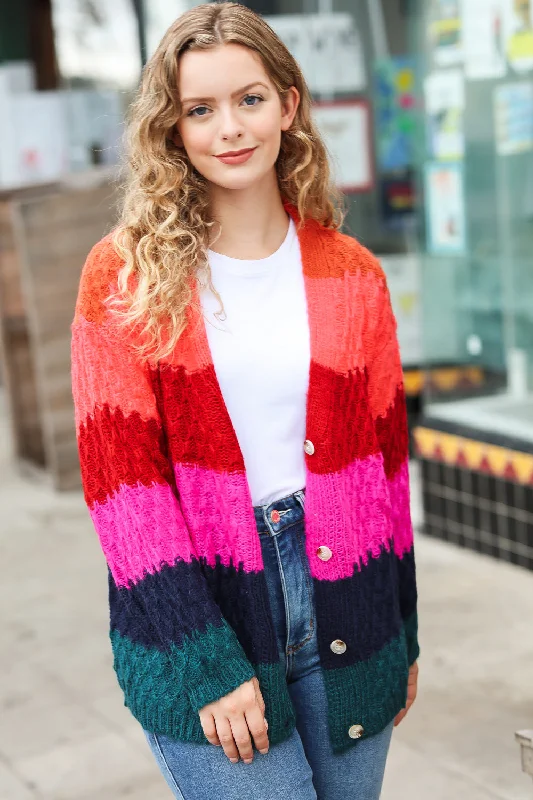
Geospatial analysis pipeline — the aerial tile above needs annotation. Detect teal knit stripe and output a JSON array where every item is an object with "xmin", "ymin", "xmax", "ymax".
[
  {"xmin": 404, "ymin": 610, "xmax": 420, "ymax": 666},
  {"xmin": 110, "ymin": 621, "xmax": 255, "ymax": 715},
  {"xmin": 321, "ymin": 628, "xmax": 409, "ymax": 754},
  {"xmin": 110, "ymin": 620, "xmax": 417, "ymax": 752},
  {"xmin": 110, "ymin": 629, "xmax": 295, "ymax": 745}
]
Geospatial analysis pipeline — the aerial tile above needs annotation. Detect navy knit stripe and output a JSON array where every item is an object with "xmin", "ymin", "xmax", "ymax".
[
  {"xmin": 315, "ymin": 546, "xmax": 405, "ymax": 669},
  {"xmin": 109, "ymin": 558, "xmax": 280, "ymax": 665},
  {"xmin": 396, "ymin": 546, "xmax": 417, "ymax": 622}
]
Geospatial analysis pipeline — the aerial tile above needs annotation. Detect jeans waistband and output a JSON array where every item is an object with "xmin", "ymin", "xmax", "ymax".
[{"xmin": 254, "ymin": 489, "xmax": 305, "ymax": 536}]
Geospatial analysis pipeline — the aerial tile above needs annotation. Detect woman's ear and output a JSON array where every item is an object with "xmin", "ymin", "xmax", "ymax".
[{"xmin": 280, "ymin": 86, "xmax": 300, "ymax": 132}]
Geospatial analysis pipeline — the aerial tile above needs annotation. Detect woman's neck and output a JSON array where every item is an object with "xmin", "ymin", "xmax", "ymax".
[{"xmin": 208, "ymin": 173, "xmax": 290, "ymax": 260}]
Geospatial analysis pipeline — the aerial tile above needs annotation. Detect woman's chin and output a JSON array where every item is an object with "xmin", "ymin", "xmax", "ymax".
[{"xmin": 207, "ymin": 166, "xmax": 277, "ymax": 194}]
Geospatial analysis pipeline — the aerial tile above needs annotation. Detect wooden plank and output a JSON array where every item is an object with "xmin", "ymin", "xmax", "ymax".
[
  {"xmin": 0, "ymin": 199, "xmax": 45, "ymax": 464},
  {"xmin": 0, "ymin": 326, "xmax": 46, "ymax": 464},
  {"xmin": 0, "ymin": 203, "xmax": 26, "ymax": 317},
  {"xmin": 13, "ymin": 175, "xmax": 120, "ymax": 489}
]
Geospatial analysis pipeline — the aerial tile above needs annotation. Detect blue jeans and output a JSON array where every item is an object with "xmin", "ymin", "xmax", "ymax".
[{"xmin": 144, "ymin": 490, "xmax": 393, "ymax": 799}]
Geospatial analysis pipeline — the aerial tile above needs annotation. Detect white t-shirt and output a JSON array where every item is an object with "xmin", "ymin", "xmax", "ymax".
[{"xmin": 200, "ymin": 218, "xmax": 310, "ymax": 507}]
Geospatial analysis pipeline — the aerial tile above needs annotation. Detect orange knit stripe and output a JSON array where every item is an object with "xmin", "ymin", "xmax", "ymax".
[{"xmin": 71, "ymin": 316, "xmax": 159, "ymax": 429}]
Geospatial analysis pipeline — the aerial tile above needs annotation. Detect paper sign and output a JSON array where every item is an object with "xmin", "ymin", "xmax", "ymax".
[
  {"xmin": 378, "ymin": 255, "xmax": 422, "ymax": 365},
  {"xmin": 494, "ymin": 81, "xmax": 533, "ymax": 154},
  {"xmin": 505, "ymin": 0, "xmax": 533, "ymax": 73},
  {"xmin": 424, "ymin": 69, "xmax": 465, "ymax": 160},
  {"xmin": 425, "ymin": 162, "xmax": 467, "ymax": 254},
  {"xmin": 264, "ymin": 15, "xmax": 315, "ymax": 88},
  {"xmin": 428, "ymin": 0, "xmax": 463, "ymax": 66},
  {"xmin": 265, "ymin": 13, "xmax": 365, "ymax": 95},
  {"xmin": 313, "ymin": 101, "xmax": 372, "ymax": 192},
  {"xmin": 463, "ymin": 0, "xmax": 507, "ymax": 80},
  {"xmin": 0, "ymin": 92, "xmax": 69, "ymax": 188}
]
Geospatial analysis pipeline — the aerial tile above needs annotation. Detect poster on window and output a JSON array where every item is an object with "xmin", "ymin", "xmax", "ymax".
[
  {"xmin": 425, "ymin": 162, "xmax": 466, "ymax": 254},
  {"xmin": 378, "ymin": 255, "xmax": 422, "ymax": 366},
  {"xmin": 375, "ymin": 57, "xmax": 417, "ymax": 171},
  {"xmin": 265, "ymin": 13, "xmax": 365, "ymax": 96},
  {"xmin": 312, "ymin": 101, "xmax": 373, "ymax": 193},
  {"xmin": 494, "ymin": 81, "xmax": 533, "ymax": 153},
  {"xmin": 505, "ymin": 0, "xmax": 533, "ymax": 73},
  {"xmin": 308, "ymin": 14, "xmax": 366, "ymax": 94},
  {"xmin": 463, "ymin": 0, "xmax": 507, "ymax": 80},
  {"xmin": 424, "ymin": 69, "xmax": 465, "ymax": 160},
  {"xmin": 428, "ymin": 0, "xmax": 463, "ymax": 66}
]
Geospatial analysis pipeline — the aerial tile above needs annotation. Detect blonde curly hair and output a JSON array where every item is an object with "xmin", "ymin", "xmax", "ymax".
[{"xmin": 110, "ymin": 1, "xmax": 344, "ymax": 363}]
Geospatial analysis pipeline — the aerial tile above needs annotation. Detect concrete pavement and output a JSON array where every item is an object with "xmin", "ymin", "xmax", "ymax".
[{"xmin": 1, "ymin": 388, "xmax": 532, "ymax": 799}]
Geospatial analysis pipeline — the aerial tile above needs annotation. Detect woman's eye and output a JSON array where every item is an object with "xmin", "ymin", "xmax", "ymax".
[
  {"xmin": 188, "ymin": 106, "xmax": 209, "ymax": 118},
  {"xmin": 242, "ymin": 94, "xmax": 263, "ymax": 107}
]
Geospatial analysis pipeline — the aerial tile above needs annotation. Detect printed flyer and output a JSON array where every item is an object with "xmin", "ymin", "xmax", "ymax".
[
  {"xmin": 312, "ymin": 101, "xmax": 373, "ymax": 193},
  {"xmin": 463, "ymin": 0, "xmax": 507, "ymax": 80},
  {"xmin": 428, "ymin": 0, "xmax": 463, "ymax": 66},
  {"xmin": 494, "ymin": 81, "xmax": 533, "ymax": 154},
  {"xmin": 505, "ymin": 0, "xmax": 533, "ymax": 73},
  {"xmin": 425, "ymin": 162, "xmax": 467, "ymax": 254},
  {"xmin": 424, "ymin": 69, "xmax": 465, "ymax": 160}
]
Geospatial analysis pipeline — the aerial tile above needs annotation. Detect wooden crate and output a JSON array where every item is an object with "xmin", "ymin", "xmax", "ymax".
[{"xmin": 0, "ymin": 168, "xmax": 119, "ymax": 489}]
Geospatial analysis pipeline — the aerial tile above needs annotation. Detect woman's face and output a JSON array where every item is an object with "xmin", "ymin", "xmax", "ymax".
[{"xmin": 176, "ymin": 43, "xmax": 300, "ymax": 192}]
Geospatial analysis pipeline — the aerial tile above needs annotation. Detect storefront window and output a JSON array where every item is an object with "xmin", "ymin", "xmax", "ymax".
[
  {"xmin": 412, "ymin": 0, "xmax": 533, "ymax": 433},
  {"xmin": 411, "ymin": 0, "xmax": 533, "ymax": 569}
]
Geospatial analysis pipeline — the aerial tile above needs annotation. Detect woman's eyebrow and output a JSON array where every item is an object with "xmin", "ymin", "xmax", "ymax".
[{"xmin": 181, "ymin": 81, "xmax": 270, "ymax": 105}]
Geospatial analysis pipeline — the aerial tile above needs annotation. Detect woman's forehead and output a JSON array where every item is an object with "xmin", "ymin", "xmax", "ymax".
[{"xmin": 178, "ymin": 44, "xmax": 271, "ymax": 101}]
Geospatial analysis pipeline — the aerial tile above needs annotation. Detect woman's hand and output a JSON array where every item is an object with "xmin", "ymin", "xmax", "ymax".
[
  {"xmin": 199, "ymin": 677, "xmax": 269, "ymax": 764},
  {"xmin": 394, "ymin": 661, "xmax": 418, "ymax": 727}
]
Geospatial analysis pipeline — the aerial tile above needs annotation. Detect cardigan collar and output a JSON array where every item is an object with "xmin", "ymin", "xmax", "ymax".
[
  {"xmin": 182, "ymin": 199, "xmax": 333, "ymax": 369},
  {"xmin": 175, "ymin": 202, "xmax": 338, "ymax": 488}
]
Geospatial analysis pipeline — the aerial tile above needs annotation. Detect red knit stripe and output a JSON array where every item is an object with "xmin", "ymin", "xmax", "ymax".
[
  {"xmin": 305, "ymin": 360, "xmax": 380, "ymax": 474},
  {"xmin": 78, "ymin": 405, "xmax": 174, "ymax": 507},
  {"xmin": 157, "ymin": 363, "xmax": 245, "ymax": 473},
  {"xmin": 374, "ymin": 384, "xmax": 409, "ymax": 479}
]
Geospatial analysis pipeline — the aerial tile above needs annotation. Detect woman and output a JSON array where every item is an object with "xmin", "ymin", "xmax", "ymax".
[{"xmin": 71, "ymin": 3, "xmax": 419, "ymax": 798}]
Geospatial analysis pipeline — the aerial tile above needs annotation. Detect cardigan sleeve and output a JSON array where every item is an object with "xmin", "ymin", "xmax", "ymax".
[
  {"xmin": 71, "ymin": 239, "xmax": 255, "ymax": 713},
  {"xmin": 365, "ymin": 264, "xmax": 420, "ymax": 667}
]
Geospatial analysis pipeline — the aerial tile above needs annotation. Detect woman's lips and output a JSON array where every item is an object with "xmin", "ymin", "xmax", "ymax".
[{"xmin": 215, "ymin": 147, "xmax": 256, "ymax": 165}]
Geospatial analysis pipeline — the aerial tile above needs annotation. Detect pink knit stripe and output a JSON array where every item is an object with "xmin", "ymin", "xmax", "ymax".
[
  {"xmin": 71, "ymin": 316, "xmax": 158, "ymax": 428},
  {"xmin": 90, "ymin": 481, "xmax": 195, "ymax": 588},
  {"xmin": 388, "ymin": 458, "xmax": 414, "ymax": 557},
  {"xmin": 173, "ymin": 463, "xmax": 263, "ymax": 572},
  {"xmin": 305, "ymin": 453, "xmax": 394, "ymax": 580}
]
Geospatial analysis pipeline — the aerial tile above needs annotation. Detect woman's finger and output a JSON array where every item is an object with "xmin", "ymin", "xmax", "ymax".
[
  {"xmin": 394, "ymin": 708, "xmax": 407, "ymax": 727},
  {"xmin": 245, "ymin": 704, "xmax": 269, "ymax": 755},
  {"xmin": 228, "ymin": 715, "xmax": 254, "ymax": 764},
  {"xmin": 214, "ymin": 717, "xmax": 240, "ymax": 763},
  {"xmin": 199, "ymin": 711, "xmax": 221, "ymax": 746}
]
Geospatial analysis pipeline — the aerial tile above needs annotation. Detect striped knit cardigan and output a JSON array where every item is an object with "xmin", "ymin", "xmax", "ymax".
[{"xmin": 71, "ymin": 203, "xmax": 419, "ymax": 754}]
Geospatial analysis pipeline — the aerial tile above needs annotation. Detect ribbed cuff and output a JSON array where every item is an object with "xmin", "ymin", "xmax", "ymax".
[{"xmin": 184, "ymin": 621, "xmax": 256, "ymax": 712}]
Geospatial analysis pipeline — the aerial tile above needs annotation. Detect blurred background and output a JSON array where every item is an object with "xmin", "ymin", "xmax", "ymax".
[{"xmin": 1, "ymin": 1, "xmax": 532, "ymax": 798}]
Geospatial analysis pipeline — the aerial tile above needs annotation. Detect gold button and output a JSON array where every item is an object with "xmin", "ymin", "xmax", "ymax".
[
  {"xmin": 348, "ymin": 724, "xmax": 364, "ymax": 739},
  {"xmin": 304, "ymin": 439, "xmax": 315, "ymax": 456},
  {"xmin": 330, "ymin": 639, "xmax": 347, "ymax": 655},
  {"xmin": 316, "ymin": 546, "xmax": 332, "ymax": 561}
]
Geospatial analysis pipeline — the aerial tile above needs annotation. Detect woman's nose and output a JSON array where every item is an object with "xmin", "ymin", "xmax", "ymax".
[{"xmin": 219, "ymin": 108, "xmax": 244, "ymax": 141}]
